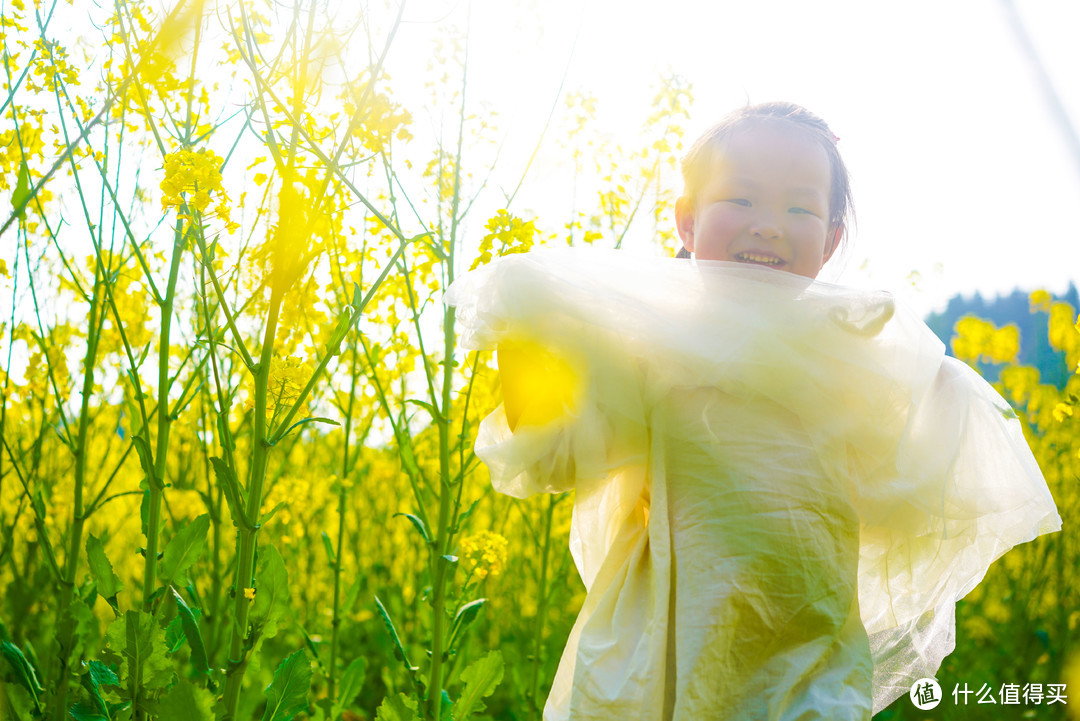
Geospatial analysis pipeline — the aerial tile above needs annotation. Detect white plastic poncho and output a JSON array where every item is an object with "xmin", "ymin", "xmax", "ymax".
[{"xmin": 442, "ymin": 247, "xmax": 1062, "ymax": 721}]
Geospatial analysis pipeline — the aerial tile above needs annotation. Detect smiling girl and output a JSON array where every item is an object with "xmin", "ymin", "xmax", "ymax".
[{"xmin": 444, "ymin": 102, "xmax": 1061, "ymax": 720}]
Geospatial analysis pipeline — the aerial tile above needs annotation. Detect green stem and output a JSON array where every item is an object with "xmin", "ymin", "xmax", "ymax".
[
  {"xmin": 141, "ymin": 221, "xmax": 186, "ymax": 612},
  {"xmin": 50, "ymin": 260, "xmax": 103, "ymax": 721},
  {"xmin": 222, "ymin": 283, "xmax": 284, "ymax": 720},
  {"xmin": 328, "ymin": 347, "xmax": 359, "ymax": 704},
  {"xmin": 529, "ymin": 497, "xmax": 556, "ymax": 714}
]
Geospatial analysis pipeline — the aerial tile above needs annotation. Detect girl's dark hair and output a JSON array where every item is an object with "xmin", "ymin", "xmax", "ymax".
[{"xmin": 674, "ymin": 101, "xmax": 854, "ymax": 260}]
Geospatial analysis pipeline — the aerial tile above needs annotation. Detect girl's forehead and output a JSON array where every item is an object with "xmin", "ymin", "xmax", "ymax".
[{"xmin": 705, "ymin": 124, "xmax": 832, "ymax": 190}]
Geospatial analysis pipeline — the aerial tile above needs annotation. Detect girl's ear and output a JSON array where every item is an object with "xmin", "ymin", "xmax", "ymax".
[
  {"xmin": 675, "ymin": 196, "xmax": 696, "ymax": 253},
  {"xmin": 824, "ymin": 224, "xmax": 843, "ymax": 262}
]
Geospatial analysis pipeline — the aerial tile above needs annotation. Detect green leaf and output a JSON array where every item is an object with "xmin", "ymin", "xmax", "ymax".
[
  {"xmin": 215, "ymin": 414, "xmax": 235, "ymax": 452},
  {"xmin": 11, "ymin": 159, "xmax": 31, "ymax": 219},
  {"xmin": 1, "ymin": 640, "xmax": 43, "ymax": 702},
  {"xmin": 393, "ymin": 513, "xmax": 431, "ymax": 546},
  {"xmin": 259, "ymin": 500, "xmax": 288, "ymax": 527},
  {"xmin": 261, "ymin": 650, "xmax": 312, "ymax": 721},
  {"xmin": 450, "ymin": 650, "xmax": 504, "ymax": 720},
  {"xmin": 171, "ymin": 588, "xmax": 209, "ymax": 677},
  {"xmin": 343, "ymin": 574, "xmax": 362, "ymax": 614},
  {"xmin": 404, "ymin": 398, "xmax": 444, "ymax": 424},
  {"xmin": 447, "ymin": 598, "xmax": 486, "ymax": 652},
  {"xmin": 320, "ymin": 532, "xmax": 336, "ymax": 566},
  {"xmin": 373, "ymin": 596, "xmax": 416, "ymax": 675},
  {"xmin": 165, "ymin": 614, "xmax": 186, "ymax": 653},
  {"xmin": 109, "ymin": 610, "xmax": 174, "ymax": 693},
  {"xmin": 158, "ymin": 514, "xmax": 210, "ymax": 589},
  {"xmin": 76, "ymin": 658, "xmax": 117, "ymax": 720},
  {"xmin": 273, "ymin": 416, "xmax": 341, "ymax": 444},
  {"xmin": 86, "ymin": 534, "xmax": 124, "ymax": 611},
  {"xmin": 86, "ymin": 659, "xmax": 119, "ymax": 689},
  {"xmin": 327, "ymin": 313, "xmax": 353, "ymax": 356},
  {"xmin": 250, "ymin": 543, "xmax": 289, "ymax": 641},
  {"xmin": 158, "ymin": 679, "xmax": 216, "ymax": 721},
  {"xmin": 209, "ymin": 457, "xmax": 250, "ymax": 530},
  {"xmin": 397, "ymin": 436, "xmax": 421, "ymax": 480},
  {"xmin": 131, "ymin": 434, "xmax": 157, "ymax": 490},
  {"xmin": 374, "ymin": 693, "xmax": 421, "ymax": 721},
  {"xmin": 69, "ymin": 702, "xmax": 109, "ymax": 721},
  {"xmin": 452, "ymin": 498, "xmax": 481, "ymax": 535},
  {"xmin": 351, "ymin": 282, "xmax": 362, "ymax": 311},
  {"xmin": 330, "ymin": 657, "xmax": 367, "ymax": 719}
]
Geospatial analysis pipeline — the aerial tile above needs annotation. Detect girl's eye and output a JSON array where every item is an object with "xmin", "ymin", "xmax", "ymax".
[
  {"xmin": 789, "ymin": 207, "xmax": 815, "ymax": 215},
  {"xmin": 726, "ymin": 198, "xmax": 750, "ymax": 207}
]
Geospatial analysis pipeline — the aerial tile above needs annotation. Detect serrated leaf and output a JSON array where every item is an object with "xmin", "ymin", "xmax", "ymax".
[
  {"xmin": 158, "ymin": 679, "xmax": 216, "ymax": 721},
  {"xmin": 331, "ymin": 657, "xmax": 367, "ymax": 719},
  {"xmin": 86, "ymin": 660, "xmax": 119, "ymax": 689},
  {"xmin": 374, "ymin": 693, "xmax": 421, "ymax": 721},
  {"xmin": 261, "ymin": 650, "xmax": 312, "ymax": 721},
  {"xmin": 209, "ymin": 457, "xmax": 250, "ymax": 530},
  {"xmin": 158, "ymin": 515, "xmax": 210, "ymax": 590},
  {"xmin": 166, "ymin": 614, "xmax": 186, "ymax": 653},
  {"xmin": 115, "ymin": 610, "xmax": 174, "ymax": 693},
  {"xmin": 86, "ymin": 534, "xmax": 124, "ymax": 609},
  {"xmin": 392, "ymin": 513, "xmax": 431, "ymax": 546},
  {"xmin": 69, "ymin": 702, "xmax": 108, "ymax": 721},
  {"xmin": 171, "ymin": 588, "xmax": 209, "ymax": 677},
  {"xmin": 450, "ymin": 650, "xmax": 504, "ymax": 720},
  {"xmin": 78, "ymin": 662, "xmax": 119, "ymax": 721},
  {"xmin": 373, "ymin": 596, "xmax": 416, "ymax": 675},
  {"xmin": 250, "ymin": 544, "xmax": 289, "ymax": 641}
]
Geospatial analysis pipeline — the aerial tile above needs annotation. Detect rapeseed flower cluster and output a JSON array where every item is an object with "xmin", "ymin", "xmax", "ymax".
[
  {"xmin": 458, "ymin": 530, "xmax": 509, "ymax": 581},
  {"xmin": 344, "ymin": 85, "xmax": 413, "ymax": 155},
  {"xmin": 267, "ymin": 355, "xmax": 314, "ymax": 415},
  {"xmin": 951, "ymin": 316, "xmax": 1020, "ymax": 366},
  {"xmin": 470, "ymin": 210, "xmax": 538, "ymax": 271},
  {"xmin": 27, "ymin": 38, "xmax": 80, "ymax": 92},
  {"xmin": 159, "ymin": 147, "xmax": 237, "ymax": 231}
]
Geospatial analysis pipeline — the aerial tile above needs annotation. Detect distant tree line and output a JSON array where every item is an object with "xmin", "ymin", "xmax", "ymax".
[{"xmin": 926, "ymin": 283, "xmax": 1080, "ymax": 386}]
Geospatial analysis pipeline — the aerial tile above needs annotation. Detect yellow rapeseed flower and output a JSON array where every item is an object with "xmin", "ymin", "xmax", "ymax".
[
  {"xmin": 1029, "ymin": 289, "xmax": 1053, "ymax": 313},
  {"xmin": 470, "ymin": 210, "xmax": 538, "ymax": 271},
  {"xmin": 459, "ymin": 530, "xmax": 509, "ymax": 581},
  {"xmin": 243, "ymin": 587, "xmax": 255, "ymax": 601},
  {"xmin": 1053, "ymin": 402, "xmax": 1074, "ymax": 423},
  {"xmin": 160, "ymin": 147, "xmax": 238, "ymax": 232}
]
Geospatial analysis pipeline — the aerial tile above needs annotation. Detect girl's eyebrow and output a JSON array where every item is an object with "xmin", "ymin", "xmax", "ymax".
[{"xmin": 725, "ymin": 176, "xmax": 825, "ymax": 197}]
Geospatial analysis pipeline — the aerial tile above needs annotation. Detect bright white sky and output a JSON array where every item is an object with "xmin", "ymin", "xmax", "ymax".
[{"xmin": 386, "ymin": 0, "xmax": 1080, "ymax": 317}]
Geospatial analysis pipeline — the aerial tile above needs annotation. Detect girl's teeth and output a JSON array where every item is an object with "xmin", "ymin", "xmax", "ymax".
[{"xmin": 737, "ymin": 253, "xmax": 781, "ymax": 265}]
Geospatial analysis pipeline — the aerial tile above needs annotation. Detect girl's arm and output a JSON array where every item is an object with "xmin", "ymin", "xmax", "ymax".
[{"xmin": 496, "ymin": 341, "xmax": 582, "ymax": 433}]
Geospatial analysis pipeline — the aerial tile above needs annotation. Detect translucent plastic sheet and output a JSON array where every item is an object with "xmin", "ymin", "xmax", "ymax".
[{"xmin": 444, "ymin": 247, "xmax": 1062, "ymax": 720}]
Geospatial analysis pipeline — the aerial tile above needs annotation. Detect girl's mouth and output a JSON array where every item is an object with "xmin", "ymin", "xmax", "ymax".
[{"xmin": 735, "ymin": 252, "xmax": 784, "ymax": 267}]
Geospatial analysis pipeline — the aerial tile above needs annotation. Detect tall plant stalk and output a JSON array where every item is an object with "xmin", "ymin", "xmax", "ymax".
[
  {"xmin": 221, "ymin": 283, "xmax": 284, "ymax": 719},
  {"xmin": 49, "ymin": 261, "xmax": 104, "ymax": 721}
]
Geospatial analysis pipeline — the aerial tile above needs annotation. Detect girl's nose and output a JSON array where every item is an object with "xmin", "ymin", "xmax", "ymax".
[{"xmin": 750, "ymin": 217, "xmax": 781, "ymax": 240}]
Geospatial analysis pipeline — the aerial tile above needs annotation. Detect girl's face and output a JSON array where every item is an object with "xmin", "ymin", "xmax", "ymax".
[{"xmin": 675, "ymin": 123, "xmax": 840, "ymax": 279}]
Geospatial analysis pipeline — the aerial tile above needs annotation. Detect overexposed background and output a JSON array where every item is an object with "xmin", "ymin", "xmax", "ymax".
[{"xmin": 384, "ymin": 0, "xmax": 1080, "ymax": 317}]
